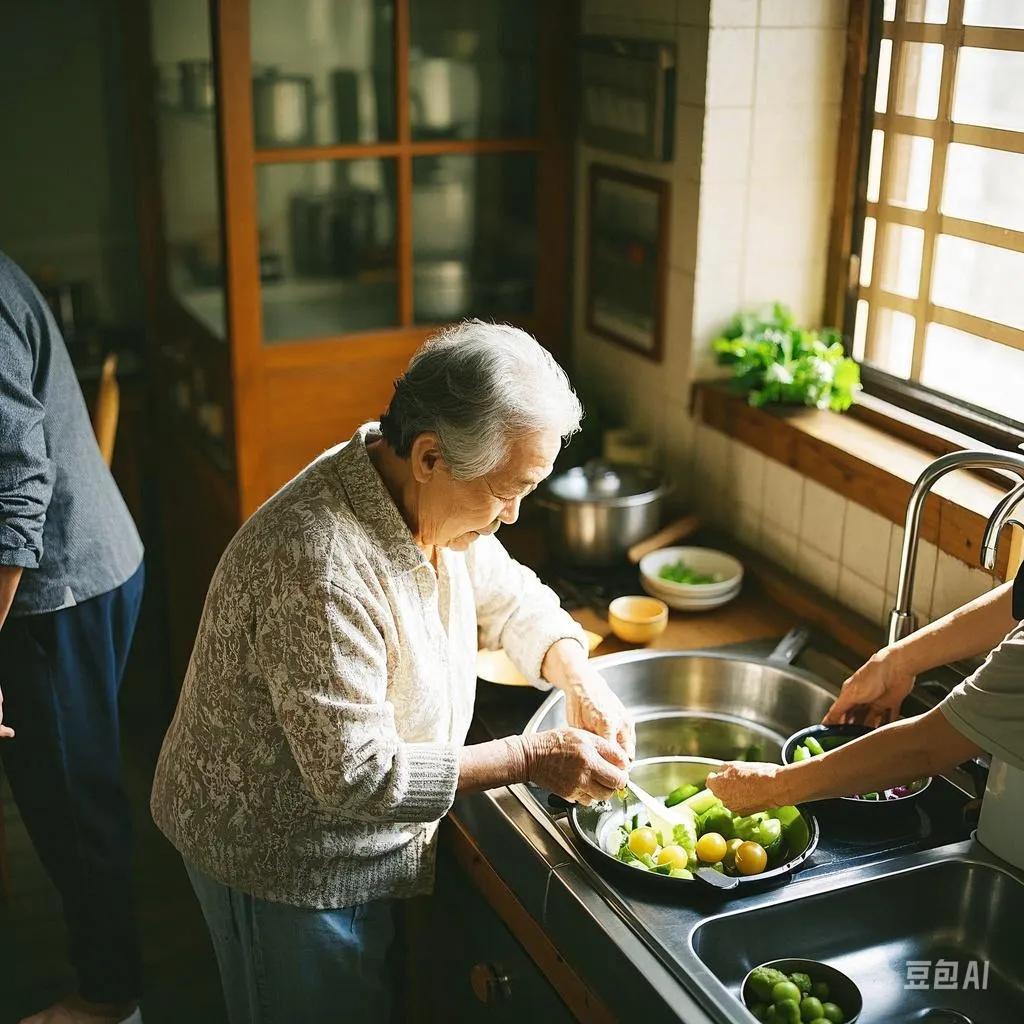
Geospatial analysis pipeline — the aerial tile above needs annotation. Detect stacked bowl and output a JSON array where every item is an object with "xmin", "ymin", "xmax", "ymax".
[{"xmin": 638, "ymin": 546, "xmax": 744, "ymax": 612}]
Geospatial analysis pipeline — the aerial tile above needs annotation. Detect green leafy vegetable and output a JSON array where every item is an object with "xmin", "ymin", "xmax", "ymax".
[
  {"xmin": 712, "ymin": 303, "xmax": 861, "ymax": 412},
  {"xmin": 657, "ymin": 561, "xmax": 721, "ymax": 585}
]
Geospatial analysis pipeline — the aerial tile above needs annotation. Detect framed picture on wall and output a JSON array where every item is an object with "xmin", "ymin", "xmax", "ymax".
[{"xmin": 585, "ymin": 164, "xmax": 669, "ymax": 362}]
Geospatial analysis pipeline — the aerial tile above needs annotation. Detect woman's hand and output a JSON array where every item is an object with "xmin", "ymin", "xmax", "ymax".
[
  {"xmin": 823, "ymin": 649, "xmax": 917, "ymax": 728},
  {"xmin": 524, "ymin": 727, "xmax": 630, "ymax": 805},
  {"xmin": 563, "ymin": 669, "xmax": 636, "ymax": 761},
  {"xmin": 705, "ymin": 761, "xmax": 790, "ymax": 817}
]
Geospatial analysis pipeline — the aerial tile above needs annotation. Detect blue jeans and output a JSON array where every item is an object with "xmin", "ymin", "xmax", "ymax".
[
  {"xmin": 0, "ymin": 563, "xmax": 145, "ymax": 1002},
  {"xmin": 185, "ymin": 861, "xmax": 395, "ymax": 1024}
]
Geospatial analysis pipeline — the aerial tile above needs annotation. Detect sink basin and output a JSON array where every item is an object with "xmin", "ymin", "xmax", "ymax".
[
  {"xmin": 525, "ymin": 650, "xmax": 834, "ymax": 761},
  {"xmin": 692, "ymin": 858, "xmax": 1024, "ymax": 1022}
]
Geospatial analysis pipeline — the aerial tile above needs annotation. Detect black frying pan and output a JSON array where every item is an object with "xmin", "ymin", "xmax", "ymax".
[{"xmin": 553, "ymin": 755, "xmax": 819, "ymax": 897}]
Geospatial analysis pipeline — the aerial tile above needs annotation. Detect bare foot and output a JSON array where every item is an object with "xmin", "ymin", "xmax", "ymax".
[{"xmin": 19, "ymin": 994, "xmax": 140, "ymax": 1024}]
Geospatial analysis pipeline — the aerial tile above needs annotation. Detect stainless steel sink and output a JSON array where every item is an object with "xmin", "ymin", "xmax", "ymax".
[
  {"xmin": 524, "ymin": 649, "xmax": 834, "ymax": 761},
  {"xmin": 691, "ymin": 852, "xmax": 1024, "ymax": 1022}
]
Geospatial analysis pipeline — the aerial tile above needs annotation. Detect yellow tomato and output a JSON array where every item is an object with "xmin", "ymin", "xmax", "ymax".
[
  {"xmin": 723, "ymin": 837, "xmax": 744, "ymax": 871},
  {"xmin": 695, "ymin": 832, "xmax": 728, "ymax": 864},
  {"xmin": 734, "ymin": 840, "xmax": 768, "ymax": 876},
  {"xmin": 654, "ymin": 845, "xmax": 688, "ymax": 869},
  {"xmin": 627, "ymin": 826, "xmax": 659, "ymax": 858}
]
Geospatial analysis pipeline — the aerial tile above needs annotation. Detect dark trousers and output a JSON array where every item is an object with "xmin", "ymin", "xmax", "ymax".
[{"xmin": 0, "ymin": 562, "xmax": 144, "ymax": 1003}]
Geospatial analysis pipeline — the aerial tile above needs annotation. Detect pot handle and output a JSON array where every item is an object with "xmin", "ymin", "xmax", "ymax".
[
  {"xmin": 768, "ymin": 626, "xmax": 812, "ymax": 666},
  {"xmin": 694, "ymin": 866, "xmax": 740, "ymax": 891},
  {"xmin": 627, "ymin": 515, "xmax": 702, "ymax": 564}
]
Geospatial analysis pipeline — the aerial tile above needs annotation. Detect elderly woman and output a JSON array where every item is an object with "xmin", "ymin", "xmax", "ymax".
[{"xmin": 151, "ymin": 321, "xmax": 633, "ymax": 1023}]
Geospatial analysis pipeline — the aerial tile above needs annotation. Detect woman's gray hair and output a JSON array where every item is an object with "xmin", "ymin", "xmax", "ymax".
[{"xmin": 379, "ymin": 320, "xmax": 583, "ymax": 480}]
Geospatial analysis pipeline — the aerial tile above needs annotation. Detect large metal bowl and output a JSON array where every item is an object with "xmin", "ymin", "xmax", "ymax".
[{"xmin": 526, "ymin": 648, "xmax": 836, "ymax": 763}]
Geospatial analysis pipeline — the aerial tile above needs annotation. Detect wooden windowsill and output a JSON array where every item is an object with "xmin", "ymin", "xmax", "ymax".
[{"xmin": 693, "ymin": 381, "xmax": 1018, "ymax": 578}]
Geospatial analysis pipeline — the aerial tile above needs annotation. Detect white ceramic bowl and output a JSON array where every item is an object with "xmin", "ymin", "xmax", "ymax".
[
  {"xmin": 639, "ymin": 546, "xmax": 744, "ymax": 596},
  {"xmin": 640, "ymin": 576, "xmax": 740, "ymax": 611}
]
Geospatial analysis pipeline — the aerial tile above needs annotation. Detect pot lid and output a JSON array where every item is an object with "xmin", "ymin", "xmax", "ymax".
[{"xmin": 545, "ymin": 459, "xmax": 664, "ymax": 503}]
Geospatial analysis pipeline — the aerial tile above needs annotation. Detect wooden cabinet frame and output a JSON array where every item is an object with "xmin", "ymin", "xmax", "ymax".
[{"xmin": 209, "ymin": 0, "xmax": 575, "ymax": 513}]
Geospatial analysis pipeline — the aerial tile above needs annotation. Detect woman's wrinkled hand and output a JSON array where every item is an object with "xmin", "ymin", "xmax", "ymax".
[
  {"xmin": 562, "ymin": 668, "xmax": 636, "ymax": 761},
  {"xmin": 705, "ymin": 761, "xmax": 789, "ymax": 817},
  {"xmin": 823, "ymin": 650, "xmax": 916, "ymax": 728},
  {"xmin": 524, "ymin": 727, "xmax": 630, "ymax": 805}
]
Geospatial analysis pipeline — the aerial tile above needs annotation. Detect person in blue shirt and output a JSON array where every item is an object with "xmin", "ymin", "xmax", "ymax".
[{"xmin": 0, "ymin": 252, "xmax": 145, "ymax": 1024}]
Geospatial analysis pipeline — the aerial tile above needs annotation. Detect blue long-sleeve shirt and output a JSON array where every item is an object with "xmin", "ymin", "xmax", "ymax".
[{"xmin": 0, "ymin": 251, "xmax": 142, "ymax": 616}]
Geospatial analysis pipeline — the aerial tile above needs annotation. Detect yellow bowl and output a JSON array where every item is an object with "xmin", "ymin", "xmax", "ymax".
[{"xmin": 608, "ymin": 595, "xmax": 668, "ymax": 644}]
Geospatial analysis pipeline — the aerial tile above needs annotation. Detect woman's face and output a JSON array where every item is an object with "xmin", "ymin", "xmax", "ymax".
[{"xmin": 413, "ymin": 429, "xmax": 561, "ymax": 551}]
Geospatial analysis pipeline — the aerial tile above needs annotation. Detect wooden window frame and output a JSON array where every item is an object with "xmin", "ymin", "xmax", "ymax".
[{"xmin": 828, "ymin": 0, "xmax": 1024, "ymax": 453}]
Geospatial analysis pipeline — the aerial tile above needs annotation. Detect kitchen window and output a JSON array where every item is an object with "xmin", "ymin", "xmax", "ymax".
[{"xmin": 840, "ymin": 0, "xmax": 1024, "ymax": 447}]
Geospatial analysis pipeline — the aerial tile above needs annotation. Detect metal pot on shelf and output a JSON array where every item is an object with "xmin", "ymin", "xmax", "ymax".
[
  {"xmin": 178, "ymin": 60, "xmax": 214, "ymax": 112},
  {"xmin": 252, "ymin": 69, "xmax": 314, "ymax": 147},
  {"xmin": 535, "ymin": 459, "xmax": 670, "ymax": 567}
]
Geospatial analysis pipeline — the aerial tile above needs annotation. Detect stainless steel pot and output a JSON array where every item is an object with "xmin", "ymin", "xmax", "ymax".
[
  {"xmin": 536, "ymin": 460, "xmax": 669, "ymax": 567},
  {"xmin": 252, "ymin": 69, "xmax": 314, "ymax": 147}
]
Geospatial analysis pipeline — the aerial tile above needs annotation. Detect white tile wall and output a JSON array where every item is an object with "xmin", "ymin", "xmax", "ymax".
[
  {"xmin": 838, "ymin": 567, "xmax": 886, "ymax": 624},
  {"xmin": 706, "ymin": 29, "xmax": 757, "ymax": 107},
  {"xmin": 697, "ymin": 180, "xmax": 749, "ymax": 267},
  {"xmin": 700, "ymin": 105, "xmax": 752, "ymax": 184},
  {"xmin": 841, "ymin": 502, "xmax": 892, "ymax": 588},
  {"xmin": 734, "ymin": 443, "xmax": 766, "ymax": 511},
  {"xmin": 750, "ymin": 103, "xmax": 841, "ymax": 183},
  {"xmin": 797, "ymin": 544, "xmax": 841, "ymax": 598},
  {"xmin": 753, "ymin": 29, "xmax": 846, "ymax": 108},
  {"xmin": 759, "ymin": 0, "xmax": 849, "ymax": 28},
  {"xmin": 800, "ymin": 479, "xmax": 846, "ymax": 557},
  {"xmin": 931, "ymin": 551, "xmax": 994, "ymax": 621},
  {"xmin": 745, "ymin": 180, "xmax": 833, "ymax": 267},
  {"xmin": 763, "ymin": 461, "xmax": 805, "ymax": 532},
  {"xmin": 736, "ymin": 501, "xmax": 762, "ymax": 547},
  {"xmin": 761, "ymin": 522, "xmax": 800, "ymax": 571},
  {"xmin": 710, "ymin": 0, "xmax": 758, "ymax": 26},
  {"xmin": 741, "ymin": 259, "xmax": 827, "ymax": 326},
  {"xmin": 886, "ymin": 528, "xmax": 937, "ymax": 621},
  {"xmin": 692, "ymin": 258, "xmax": 741, "ymax": 350}
]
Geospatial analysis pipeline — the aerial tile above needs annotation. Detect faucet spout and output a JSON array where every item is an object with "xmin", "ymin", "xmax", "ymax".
[{"xmin": 980, "ymin": 479, "xmax": 1024, "ymax": 571}]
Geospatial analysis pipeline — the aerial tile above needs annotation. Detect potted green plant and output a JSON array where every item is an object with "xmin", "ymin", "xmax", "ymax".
[{"xmin": 712, "ymin": 303, "xmax": 861, "ymax": 412}]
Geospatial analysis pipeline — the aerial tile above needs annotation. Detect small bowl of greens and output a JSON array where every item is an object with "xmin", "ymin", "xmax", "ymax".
[
  {"xmin": 639, "ymin": 546, "xmax": 744, "ymax": 598},
  {"xmin": 742, "ymin": 957, "xmax": 862, "ymax": 1023},
  {"xmin": 782, "ymin": 724, "xmax": 931, "ymax": 820}
]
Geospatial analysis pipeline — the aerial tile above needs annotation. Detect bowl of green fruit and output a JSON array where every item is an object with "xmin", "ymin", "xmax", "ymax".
[
  {"xmin": 742, "ymin": 958, "xmax": 861, "ymax": 1023},
  {"xmin": 783, "ymin": 724, "xmax": 931, "ymax": 821},
  {"xmin": 558, "ymin": 756, "xmax": 818, "ymax": 897}
]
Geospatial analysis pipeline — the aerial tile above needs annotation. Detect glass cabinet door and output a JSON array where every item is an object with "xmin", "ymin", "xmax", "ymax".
[
  {"xmin": 409, "ymin": 0, "xmax": 538, "ymax": 140},
  {"xmin": 256, "ymin": 159, "xmax": 398, "ymax": 342},
  {"xmin": 412, "ymin": 153, "xmax": 536, "ymax": 322},
  {"xmin": 151, "ymin": 0, "xmax": 226, "ymax": 337},
  {"xmin": 251, "ymin": 0, "xmax": 395, "ymax": 147}
]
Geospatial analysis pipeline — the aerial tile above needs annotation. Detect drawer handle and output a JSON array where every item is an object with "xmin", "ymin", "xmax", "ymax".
[{"xmin": 470, "ymin": 962, "xmax": 512, "ymax": 1004}]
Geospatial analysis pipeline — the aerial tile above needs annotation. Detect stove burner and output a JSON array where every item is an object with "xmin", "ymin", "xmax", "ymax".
[{"xmin": 544, "ymin": 562, "xmax": 643, "ymax": 613}]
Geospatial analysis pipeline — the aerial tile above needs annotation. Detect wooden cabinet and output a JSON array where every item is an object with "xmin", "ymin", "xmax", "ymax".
[
  {"xmin": 403, "ymin": 854, "xmax": 577, "ymax": 1023},
  {"xmin": 134, "ymin": 0, "xmax": 575, "ymax": 671}
]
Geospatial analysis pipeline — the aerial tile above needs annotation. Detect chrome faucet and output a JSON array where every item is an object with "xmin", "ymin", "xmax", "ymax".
[{"xmin": 888, "ymin": 449, "xmax": 1024, "ymax": 644}]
